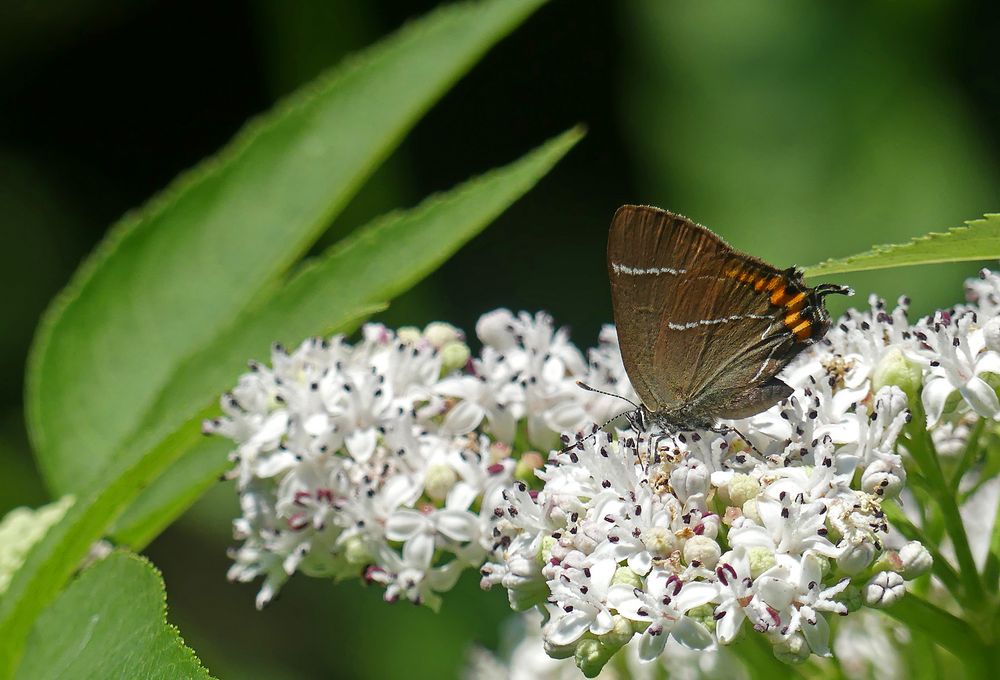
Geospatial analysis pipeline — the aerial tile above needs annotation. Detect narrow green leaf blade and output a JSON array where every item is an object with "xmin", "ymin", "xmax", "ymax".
[
  {"xmin": 27, "ymin": 0, "xmax": 547, "ymax": 496},
  {"xmin": 803, "ymin": 214, "xmax": 1000, "ymax": 276},
  {"xmin": 112, "ymin": 126, "xmax": 585, "ymax": 547},
  {"xmin": 15, "ymin": 552, "xmax": 213, "ymax": 680}
]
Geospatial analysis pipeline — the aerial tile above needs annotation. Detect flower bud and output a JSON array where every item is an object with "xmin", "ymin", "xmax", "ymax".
[
  {"xmin": 439, "ymin": 341, "xmax": 471, "ymax": 374},
  {"xmin": 641, "ymin": 526, "xmax": 678, "ymax": 557},
  {"xmin": 423, "ymin": 321, "xmax": 463, "ymax": 348},
  {"xmin": 515, "ymin": 452, "xmax": 545, "ymax": 483},
  {"xmin": 742, "ymin": 498, "xmax": 761, "ymax": 523},
  {"xmin": 575, "ymin": 638, "xmax": 614, "ymax": 678},
  {"xmin": 837, "ymin": 542, "xmax": 876, "ymax": 575},
  {"xmin": 424, "ymin": 464, "xmax": 458, "ymax": 502},
  {"xmin": 773, "ymin": 633, "xmax": 811, "ymax": 664},
  {"xmin": 670, "ymin": 460, "xmax": 710, "ymax": 503},
  {"xmin": 396, "ymin": 326, "xmax": 422, "ymax": 345},
  {"xmin": 611, "ymin": 565, "xmax": 643, "ymax": 590},
  {"xmin": 697, "ymin": 514, "xmax": 720, "ymax": 539},
  {"xmin": 543, "ymin": 636, "xmax": 578, "ymax": 660},
  {"xmin": 683, "ymin": 535, "xmax": 721, "ymax": 569},
  {"xmin": 860, "ymin": 459, "xmax": 905, "ymax": 499},
  {"xmin": 598, "ymin": 615, "xmax": 635, "ymax": 651},
  {"xmin": 871, "ymin": 347, "xmax": 922, "ymax": 403},
  {"xmin": 343, "ymin": 535, "xmax": 372, "ymax": 566},
  {"xmin": 721, "ymin": 474, "xmax": 761, "ymax": 508},
  {"xmin": 898, "ymin": 541, "xmax": 932, "ymax": 579},
  {"xmin": 747, "ymin": 547, "xmax": 776, "ymax": 579},
  {"xmin": 864, "ymin": 570, "xmax": 905, "ymax": 608}
]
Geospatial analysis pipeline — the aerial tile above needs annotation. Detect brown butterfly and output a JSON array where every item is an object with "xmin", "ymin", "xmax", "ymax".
[{"xmin": 600, "ymin": 205, "xmax": 851, "ymax": 439}]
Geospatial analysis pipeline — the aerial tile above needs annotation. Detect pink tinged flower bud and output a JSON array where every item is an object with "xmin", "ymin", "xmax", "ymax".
[
  {"xmin": 860, "ymin": 459, "xmax": 904, "ymax": 499},
  {"xmin": 515, "ymin": 452, "xmax": 545, "ymax": 482},
  {"xmin": 864, "ymin": 570, "xmax": 905, "ymax": 608},
  {"xmin": 898, "ymin": 541, "xmax": 932, "ymax": 579},
  {"xmin": 837, "ymin": 542, "xmax": 877, "ymax": 575},
  {"xmin": 683, "ymin": 535, "xmax": 722, "ymax": 569}
]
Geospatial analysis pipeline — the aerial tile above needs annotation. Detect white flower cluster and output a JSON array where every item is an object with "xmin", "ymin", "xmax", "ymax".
[
  {"xmin": 207, "ymin": 268, "xmax": 1000, "ymax": 671},
  {"xmin": 205, "ymin": 311, "xmax": 632, "ymax": 610}
]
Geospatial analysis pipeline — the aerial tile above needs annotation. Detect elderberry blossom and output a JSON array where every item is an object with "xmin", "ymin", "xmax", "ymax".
[
  {"xmin": 207, "ymin": 313, "xmax": 631, "ymax": 610},
  {"xmin": 207, "ymin": 266, "xmax": 1000, "ymax": 674}
]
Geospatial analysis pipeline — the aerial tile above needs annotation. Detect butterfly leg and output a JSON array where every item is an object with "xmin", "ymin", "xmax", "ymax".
[{"xmin": 710, "ymin": 424, "xmax": 762, "ymax": 456}]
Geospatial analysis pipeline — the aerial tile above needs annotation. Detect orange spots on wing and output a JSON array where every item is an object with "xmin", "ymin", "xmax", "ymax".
[
  {"xmin": 783, "ymin": 291, "xmax": 807, "ymax": 313},
  {"xmin": 791, "ymin": 319, "xmax": 813, "ymax": 341}
]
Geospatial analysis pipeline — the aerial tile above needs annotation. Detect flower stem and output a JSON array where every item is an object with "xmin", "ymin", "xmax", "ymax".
[
  {"xmin": 884, "ymin": 595, "xmax": 989, "ymax": 676},
  {"xmin": 949, "ymin": 418, "xmax": 986, "ymax": 494},
  {"xmin": 904, "ymin": 412, "xmax": 986, "ymax": 607}
]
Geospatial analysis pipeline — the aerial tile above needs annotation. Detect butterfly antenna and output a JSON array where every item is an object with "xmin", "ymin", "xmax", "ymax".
[
  {"xmin": 574, "ymin": 381, "xmax": 641, "ymax": 410},
  {"xmin": 815, "ymin": 283, "xmax": 854, "ymax": 298}
]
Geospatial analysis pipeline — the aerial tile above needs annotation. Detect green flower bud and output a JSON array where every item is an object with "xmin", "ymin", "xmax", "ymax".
[
  {"xmin": 424, "ymin": 464, "xmax": 458, "ymax": 502},
  {"xmin": 872, "ymin": 347, "xmax": 922, "ymax": 403},
  {"xmin": 773, "ymin": 633, "xmax": 810, "ymax": 664},
  {"xmin": 440, "ymin": 341, "xmax": 471, "ymax": 375},
  {"xmin": 343, "ymin": 535, "xmax": 372, "ymax": 566},
  {"xmin": 598, "ymin": 615, "xmax": 635, "ymax": 651},
  {"xmin": 611, "ymin": 565, "xmax": 643, "ymax": 590},
  {"xmin": 747, "ymin": 546, "xmax": 776, "ymax": 579},
  {"xmin": 575, "ymin": 638, "xmax": 614, "ymax": 678},
  {"xmin": 538, "ymin": 535, "xmax": 557, "ymax": 565},
  {"xmin": 723, "ymin": 474, "xmax": 761, "ymax": 508},
  {"xmin": 543, "ymin": 636, "xmax": 578, "ymax": 660},
  {"xmin": 687, "ymin": 603, "xmax": 717, "ymax": 634}
]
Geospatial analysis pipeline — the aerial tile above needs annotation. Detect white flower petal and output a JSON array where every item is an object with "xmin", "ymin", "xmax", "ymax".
[
  {"xmin": 959, "ymin": 377, "xmax": 1000, "ymax": 418},
  {"xmin": 345, "ymin": 427, "xmax": 377, "ymax": 462}
]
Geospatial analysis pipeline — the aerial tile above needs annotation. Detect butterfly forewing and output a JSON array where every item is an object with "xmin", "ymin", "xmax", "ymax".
[{"xmin": 608, "ymin": 205, "xmax": 829, "ymax": 417}]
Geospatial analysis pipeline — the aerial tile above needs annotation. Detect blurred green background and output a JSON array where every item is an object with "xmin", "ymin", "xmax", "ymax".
[{"xmin": 1, "ymin": 0, "xmax": 998, "ymax": 677}]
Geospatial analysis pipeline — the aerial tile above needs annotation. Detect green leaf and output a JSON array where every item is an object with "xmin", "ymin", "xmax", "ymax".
[
  {"xmin": 27, "ymin": 0, "xmax": 548, "ymax": 497},
  {"xmin": 0, "ymin": 128, "xmax": 582, "ymax": 676},
  {"xmin": 15, "ymin": 552, "xmax": 213, "ymax": 680},
  {"xmin": 112, "ymin": 126, "xmax": 585, "ymax": 548},
  {"xmin": 803, "ymin": 214, "xmax": 1000, "ymax": 276}
]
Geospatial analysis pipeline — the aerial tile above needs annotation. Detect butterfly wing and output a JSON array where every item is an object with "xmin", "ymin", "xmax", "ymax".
[{"xmin": 608, "ymin": 205, "xmax": 838, "ymax": 417}]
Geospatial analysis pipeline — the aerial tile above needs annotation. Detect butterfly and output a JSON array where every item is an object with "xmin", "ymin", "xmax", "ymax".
[{"xmin": 601, "ymin": 204, "xmax": 851, "ymax": 439}]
